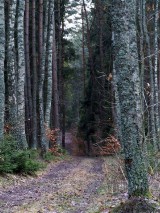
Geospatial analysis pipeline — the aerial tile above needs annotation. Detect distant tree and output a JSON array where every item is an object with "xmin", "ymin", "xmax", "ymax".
[{"xmin": 78, "ymin": 0, "xmax": 112, "ymax": 155}]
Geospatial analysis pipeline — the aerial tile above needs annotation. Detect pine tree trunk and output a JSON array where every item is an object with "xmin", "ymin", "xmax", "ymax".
[
  {"xmin": 52, "ymin": 4, "xmax": 59, "ymax": 130},
  {"xmin": 44, "ymin": 0, "xmax": 54, "ymax": 127},
  {"xmin": 142, "ymin": 0, "xmax": 157, "ymax": 150},
  {"xmin": 112, "ymin": 0, "xmax": 149, "ymax": 197},
  {"xmin": 112, "ymin": 63, "xmax": 122, "ymax": 144},
  {"xmin": 24, "ymin": 0, "xmax": 31, "ymax": 145},
  {"xmin": 16, "ymin": 0, "xmax": 27, "ymax": 148},
  {"xmin": 57, "ymin": 0, "xmax": 66, "ymax": 148},
  {"xmin": 31, "ymin": 0, "xmax": 38, "ymax": 148},
  {"xmin": 0, "ymin": 1, "xmax": 5, "ymax": 140},
  {"xmin": 81, "ymin": 6, "xmax": 86, "ymax": 97},
  {"xmin": 38, "ymin": 0, "xmax": 48, "ymax": 152},
  {"xmin": 7, "ymin": 0, "xmax": 17, "ymax": 134},
  {"xmin": 154, "ymin": 0, "xmax": 160, "ymax": 149}
]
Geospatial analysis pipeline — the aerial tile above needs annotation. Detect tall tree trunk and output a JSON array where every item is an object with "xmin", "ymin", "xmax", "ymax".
[
  {"xmin": 81, "ymin": 6, "xmax": 86, "ymax": 97},
  {"xmin": 154, "ymin": 0, "xmax": 160, "ymax": 149},
  {"xmin": 82, "ymin": 0, "xmax": 94, "ymax": 78},
  {"xmin": 31, "ymin": 0, "xmax": 38, "ymax": 148},
  {"xmin": 57, "ymin": 0, "xmax": 65, "ymax": 148},
  {"xmin": 16, "ymin": 0, "xmax": 27, "ymax": 148},
  {"xmin": 0, "ymin": 0, "xmax": 5, "ymax": 140},
  {"xmin": 24, "ymin": 0, "xmax": 32, "ymax": 145},
  {"xmin": 143, "ymin": 0, "xmax": 157, "ymax": 150},
  {"xmin": 6, "ymin": 0, "xmax": 27, "ymax": 148},
  {"xmin": 7, "ymin": 0, "xmax": 17, "ymax": 136},
  {"xmin": 112, "ymin": 0, "xmax": 149, "ymax": 197},
  {"xmin": 82, "ymin": 0, "xmax": 95, "ymax": 155},
  {"xmin": 61, "ymin": 17, "xmax": 65, "ymax": 149},
  {"xmin": 137, "ymin": 0, "xmax": 148, "ymax": 154},
  {"xmin": 112, "ymin": 63, "xmax": 122, "ymax": 144},
  {"xmin": 42, "ymin": 0, "xmax": 49, "ymax": 115},
  {"xmin": 44, "ymin": 0, "xmax": 54, "ymax": 127},
  {"xmin": 38, "ymin": 0, "xmax": 48, "ymax": 152},
  {"xmin": 52, "ymin": 3, "xmax": 59, "ymax": 130}
]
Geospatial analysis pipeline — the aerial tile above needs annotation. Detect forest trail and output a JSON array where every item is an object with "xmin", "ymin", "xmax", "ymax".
[{"xmin": 0, "ymin": 155, "xmax": 128, "ymax": 213}]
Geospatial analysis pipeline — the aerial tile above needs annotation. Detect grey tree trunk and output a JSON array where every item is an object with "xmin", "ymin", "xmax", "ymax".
[
  {"xmin": 44, "ymin": 0, "xmax": 54, "ymax": 127},
  {"xmin": 7, "ymin": 0, "xmax": 27, "ymax": 148},
  {"xmin": 7, "ymin": 0, "xmax": 17, "ymax": 134},
  {"xmin": 31, "ymin": 0, "xmax": 38, "ymax": 148},
  {"xmin": 38, "ymin": 0, "xmax": 48, "ymax": 152},
  {"xmin": 154, "ymin": 0, "xmax": 160, "ymax": 149},
  {"xmin": 112, "ymin": 0, "xmax": 149, "ymax": 197},
  {"xmin": 0, "ymin": 1, "xmax": 5, "ymax": 140},
  {"xmin": 112, "ymin": 63, "xmax": 122, "ymax": 145},
  {"xmin": 16, "ymin": 0, "xmax": 27, "ymax": 148},
  {"xmin": 142, "ymin": 0, "xmax": 157, "ymax": 150}
]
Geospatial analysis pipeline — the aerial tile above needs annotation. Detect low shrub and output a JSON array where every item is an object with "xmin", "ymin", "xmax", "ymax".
[
  {"xmin": 0, "ymin": 135, "xmax": 42, "ymax": 174},
  {"xmin": 44, "ymin": 151, "xmax": 56, "ymax": 162}
]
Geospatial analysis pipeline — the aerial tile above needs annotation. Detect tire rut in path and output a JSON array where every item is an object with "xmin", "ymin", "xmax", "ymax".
[
  {"xmin": 73, "ymin": 158, "xmax": 105, "ymax": 213},
  {"xmin": 0, "ymin": 157, "xmax": 83, "ymax": 213},
  {"xmin": 0, "ymin": 157, "xmax": 105, "ymax": 213}
]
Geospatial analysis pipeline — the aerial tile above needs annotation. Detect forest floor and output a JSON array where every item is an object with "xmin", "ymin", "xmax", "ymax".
[{"xmin": 0, "ymin": 134, "xmax": 160, "ymax": 213}]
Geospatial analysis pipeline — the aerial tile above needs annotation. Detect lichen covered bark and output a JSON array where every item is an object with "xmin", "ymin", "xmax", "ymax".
[
  {"xmin": 0, "ymin": 1, "xmax": 5, "ymax": 140},
  {"xmin": 16, "ymin": 0, "xmax": 27, "ymax": 148},
  {"xmin": 44, "ymin": 0, "xmax": 54, "ymax": 126},
  {"xmin": 7, "ymin": 0, "xmax": 18, "ymax": 136},
  {"xmin": 112, "ymin": 0, "xmax": 149, "ymax": 197}
]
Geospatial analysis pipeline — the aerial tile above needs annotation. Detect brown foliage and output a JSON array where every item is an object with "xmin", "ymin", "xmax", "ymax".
[
  {"xmin": 91, "ymin": 135, "xmax": 121, "ymax": 156},
  {"xmin": 45, "ymin": 126, "xmax": 61, "ymax": 156}
]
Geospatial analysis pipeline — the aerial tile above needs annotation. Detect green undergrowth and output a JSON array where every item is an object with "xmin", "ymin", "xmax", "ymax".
[
  {"xmin": 43, "ymin": 148, "xmax": 69, "ymax": 162},
  {"xmin": 0, "ymin": 135, "xmax": 42, "ymax": 174},
  {"xmin": 0, "ymin": 135, "xmax": 68, "ymax": 175}
]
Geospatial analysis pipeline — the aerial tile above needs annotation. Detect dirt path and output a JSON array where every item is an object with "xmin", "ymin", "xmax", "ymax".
[{"xmin": 0, "ymin": 155, "xmax": 128, "ymax": 213}]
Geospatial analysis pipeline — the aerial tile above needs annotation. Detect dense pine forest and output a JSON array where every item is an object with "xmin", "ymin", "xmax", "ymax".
[{"xmin": 0, "ymin": 0, "xmax": 160, "ymax": 212}]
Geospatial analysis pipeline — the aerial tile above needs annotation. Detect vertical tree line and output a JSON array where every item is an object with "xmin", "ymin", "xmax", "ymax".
[{"xmin": 0, "ymin": 0, "xmax": 60, "ymax": 151}]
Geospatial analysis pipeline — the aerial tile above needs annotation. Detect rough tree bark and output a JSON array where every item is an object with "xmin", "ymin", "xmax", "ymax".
[
  {"xmin": 142, "ymin": 0, "xmax": 157, "ymax": 150},
  {"xmin": 7, "ymin": 0, "xmax": 17, "ymax": 136},
  {"xmin": 44, "ymin": 0, "xmax": 54, "ymax": 127},
  {"xmin": 154, "ymin": 0, "xmax": 160, "ymax": 149},
  {"xmin": 112, "ymin": 0, "xmax": 149, "ymax": 197},
  {"xmin": 38, "ymin": 0, "xmax": 48, "ymax": 151},
  {"xmin": 0, "ymin": 1, "xmax": 5, "ymax": 140},
  {"xmin": 16, "ymin": 0, "xmax": 27, "ymax": 148},
  {"xmin": 31, "ymin": 0, "xmax": 38, "ymax": 148}
]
